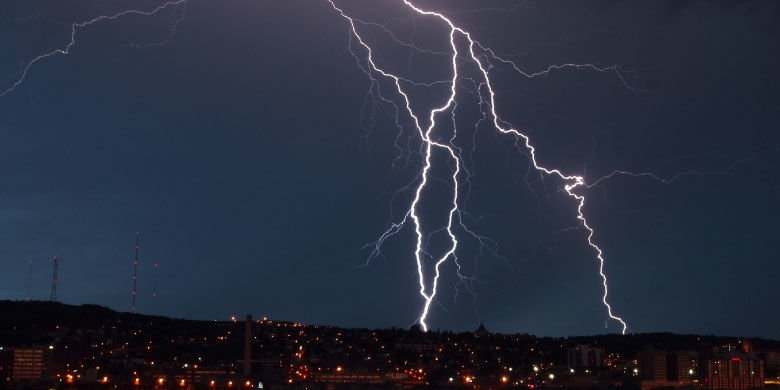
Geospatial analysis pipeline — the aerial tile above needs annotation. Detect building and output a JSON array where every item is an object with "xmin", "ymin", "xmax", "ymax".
[
  {"xmin": 474, "ymin": 324, "xmax": 489, "ymax": 338},
  {"xmin": 763, "ymin": 351, "xmax": 780, "ymax": 377},
  {"xmin": 10, "ymin": 347, "xmax": 46, "ymax": 380},
  {"xmin": 668, "ymin": 351, "xmax": 697, "ymax": 382},
  {"xmin": 639, "ymin": 349, "xmax": 668, "ymax": 381},
  {"xmin": 637, "ymin": 349, "xmax": 698, "ymax": 390},
  {"xmin": 703, "ymin": 357, "xmax": 764, "ymax": 390},
  {"xmin": 0, "ymin": 347, "xmax": 11, "ymax": 383},
  {"xmin": 567, "ymin": 345, "xmax": 605, "ymax": 369}
]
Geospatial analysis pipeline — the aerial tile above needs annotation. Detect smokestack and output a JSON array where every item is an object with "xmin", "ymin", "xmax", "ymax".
[{"xmin": 243, "ymin": 314, "xmax": 252, "ymax": 377}]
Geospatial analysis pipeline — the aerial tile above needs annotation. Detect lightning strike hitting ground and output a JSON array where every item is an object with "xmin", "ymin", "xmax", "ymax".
[
  {"xmin": 4, "ymin": 0, "xmax": 770, "ymax": 334},
  {"xmin": 328, "ymin": 0, "xmax": 631, "ymax": 333},
  {"xmin": 0, "ymin": 0, "xmax": 186, "ymax": 97}
]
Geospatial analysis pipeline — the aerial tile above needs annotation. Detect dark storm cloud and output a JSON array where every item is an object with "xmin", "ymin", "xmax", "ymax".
[{"xmin": 0, "ymin": 0, "xmax": 778, "ymax": 337}]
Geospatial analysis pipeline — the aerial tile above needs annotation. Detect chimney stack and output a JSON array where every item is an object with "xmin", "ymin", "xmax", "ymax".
[{"xmin": 243, "ymin": 315, "xmax": 252, "ymax": 377}]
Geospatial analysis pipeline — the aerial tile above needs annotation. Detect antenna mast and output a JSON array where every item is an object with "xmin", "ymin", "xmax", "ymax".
[
  {"xmin": 49, "ymin": 257, "xmax": 58, "ymax": 302},
  {"xmin": 26, "ymin": 260, "xmax": 32, "ymax": 301},
  {"xmin": 152, "ymin": 263, "xmax": 159, "ymax": 310},
  {"xmin": 131, "ymin": 232, "xmax": 140, "ymax": 312}
]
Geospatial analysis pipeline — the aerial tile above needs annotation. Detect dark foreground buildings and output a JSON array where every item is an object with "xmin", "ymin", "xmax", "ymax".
[{"xmin": 1, "ymin": 301, "xmax": 779, "ymax": 390}]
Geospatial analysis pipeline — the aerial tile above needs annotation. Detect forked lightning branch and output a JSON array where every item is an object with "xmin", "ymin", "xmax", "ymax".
[
  {"xmin": 9, "ymin": 0, "xmax": 752, "ymax": 335},
  {"xmin": 327, "ymin": 0, "xmax": 628, "ymax": 334}
]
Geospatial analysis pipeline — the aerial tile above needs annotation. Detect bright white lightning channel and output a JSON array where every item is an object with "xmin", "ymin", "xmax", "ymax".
[
  {"xmin": 329, "ymin": 0, "xmax": 629, "ymax": 334},
  {"xmin": 2, "ymin": 0, "xmax": 770, "ymax": 336},
  {"xmin": 2, "ymin": 0, "xmax": 633, "ymax": 334}
]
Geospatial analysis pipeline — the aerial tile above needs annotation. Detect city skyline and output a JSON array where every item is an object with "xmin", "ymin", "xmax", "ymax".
[{"xmin": 2, "ymin": 300, "xmax": 780, "ymax": 390}]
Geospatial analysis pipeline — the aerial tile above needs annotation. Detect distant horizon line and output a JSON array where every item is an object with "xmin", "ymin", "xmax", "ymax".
[{"xmin": 3, "ymin": 299, "xmax": 778, "ymax": 342}]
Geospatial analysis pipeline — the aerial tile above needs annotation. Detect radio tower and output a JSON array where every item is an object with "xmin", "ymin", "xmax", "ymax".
[
  {"xmin": 131, "ymin": 232, "xmax": 140, "ymax": 312},
  {"xmin": 49, "ymin": 257, "xmax": 58, "ymax": 302},
  {"xmin": 151, "ymin": 263, "xmax": 159, "ymax": 311},
  {"xmin": 26, "ymin": 260, "xmax": 32, "ymax": 301}
]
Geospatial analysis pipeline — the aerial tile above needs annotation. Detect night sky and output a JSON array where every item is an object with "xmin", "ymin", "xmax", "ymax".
[{"xmin": 1, "ymin": 0, "xmax": 779, "ymax": 338}]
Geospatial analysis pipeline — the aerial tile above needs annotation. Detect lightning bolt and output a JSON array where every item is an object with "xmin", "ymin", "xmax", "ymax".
[
  {"xmin": 328, "ymin": 0, "xmax": 631, "ymax": 333},
  {"xmin": 588, "ymin": 152, "xmax": 769, "ymax": 188},
  {"xmin": 0, "ymin": 0, "xmax": 187, "ymax": 97},
  {"xmin": 2, "ymin": 0, "xmax": 772, "ymax": 336}
]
